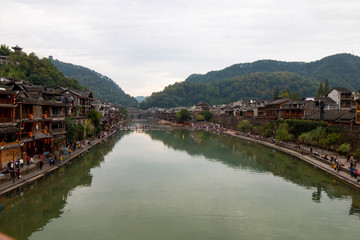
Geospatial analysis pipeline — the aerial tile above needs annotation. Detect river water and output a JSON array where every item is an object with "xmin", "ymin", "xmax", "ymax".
[{"xmin": 0, "ymin": 127, "xmax": 359, "ymax": 240}]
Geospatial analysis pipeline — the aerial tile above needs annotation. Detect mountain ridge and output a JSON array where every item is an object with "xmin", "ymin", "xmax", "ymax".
[
  {"xmin": 51, "ymin": 58, "xmax": 138, "ymax": 107},
  {"xmin": 185, "ymin": 53, "xmax": 360, "ymax": 91},
  {"xmin": 140, "ymin": 53, "xmax": 360, "ymax": 109}
]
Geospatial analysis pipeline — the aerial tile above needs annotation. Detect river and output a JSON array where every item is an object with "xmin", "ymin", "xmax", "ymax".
[{"xmin": 0, "ymin": 127, "xmax": 359, "ymax": 240}]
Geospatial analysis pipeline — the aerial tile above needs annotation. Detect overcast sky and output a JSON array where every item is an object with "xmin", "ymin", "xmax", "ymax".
[{"xmin": 2, "ymin": 0, "xmax": 360, "ymax": 97}]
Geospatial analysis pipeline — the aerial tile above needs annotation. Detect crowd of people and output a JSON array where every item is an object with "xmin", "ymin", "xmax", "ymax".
[{"xmin": 0, "ymin": 123, "xmax": 122, "ymax": 184}]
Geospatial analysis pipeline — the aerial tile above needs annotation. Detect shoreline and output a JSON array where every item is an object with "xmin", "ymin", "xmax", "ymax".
[
  {"xmin": 224, "ymin": 130, "xmax": 360, "ymax": 190},
  {"xmin": 1, "ymin": 121, "xmax": 358, "ymax": 197},
  {"xmin": 0, "ymin": 129, "xmax": 119, "ymax": 197}
]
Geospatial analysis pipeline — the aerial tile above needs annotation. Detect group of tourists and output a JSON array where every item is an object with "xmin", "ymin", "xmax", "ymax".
[{"xmin": 190, "ymin": 121, "xmax": 227, "ymax": 134}]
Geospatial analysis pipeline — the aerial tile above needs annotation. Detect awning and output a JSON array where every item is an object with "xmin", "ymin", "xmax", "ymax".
[{"xmin": 34, "ymin": 132, "xmax": 52, "ymax": 140}]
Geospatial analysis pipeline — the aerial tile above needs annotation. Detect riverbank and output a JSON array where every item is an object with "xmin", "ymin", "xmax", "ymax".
[
  {"xmin": 0, "ymin": 128, "xmax": 119, "ymax": 197},
  {"xmin": 189, "ymin": 122, "xmax": 360, "ymax": 190}
]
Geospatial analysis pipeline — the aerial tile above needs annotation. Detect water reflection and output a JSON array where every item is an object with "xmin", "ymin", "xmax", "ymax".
[
  {"xmin": 0, "ymin": 132, "xmax": 129, "ymax": 240},
  {"xmin": 146, "ymin": 130, "xmax": 360, "ymax": 216},
  {"xmin": 0, "ymin": 128, "xmax": 359, "ymax": 240}
]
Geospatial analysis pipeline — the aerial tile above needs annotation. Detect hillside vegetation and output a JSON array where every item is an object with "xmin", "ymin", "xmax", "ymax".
[
  {"xmin": 51, "ymin": 59, "xmax": 138, "ymax": 107},
  {"xmin": 0, "ymin": 45, "xmax": 84, "ymax": 90},
  {"xmin": 139, "ymin": 72, "xmax": 317, "ymax": 109},
  {"xmin": 140, "ymin": 53, "xmax": 360, "ymax": 109},
  {"xmin": 186, "ymin": 53, "xmax": 360, "ymax": 91}
]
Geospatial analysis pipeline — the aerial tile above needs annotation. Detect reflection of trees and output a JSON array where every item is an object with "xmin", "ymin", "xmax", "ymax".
[
  {"xmin": 0, "ymin": 131, "xmax": 129, "ymax": 240},
  {"xmin": 147, "ymin": 130, "xmax": 360, "ymax": 217}
]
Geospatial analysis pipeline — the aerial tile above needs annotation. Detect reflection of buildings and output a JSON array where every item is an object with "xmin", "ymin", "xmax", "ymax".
[
  {"xmin": 0, "ymin": 132, "xmax": 127, "ymax": 240},
  {"xmin": 146, "ymin": 130, "xmax": 360, "ymax": 217}
]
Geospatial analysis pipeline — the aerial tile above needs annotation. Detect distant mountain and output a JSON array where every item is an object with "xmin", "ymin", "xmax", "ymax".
[
  {"xmin": 51, "ymin": 58, "xmax": 138, "ymax": 107},
  {"xmin": 139, "ymin": 72, "xmax": 317, "ymax": 109},
  {"xmin": 140, "ymin": 53, "xmax": 360, "ymax": 109},
  {"xmin": 135, "ymin": 96, "xmax": 148, "ymax": 103},
  {"xmin": 186, "ymin": 53, "xmax": 360, "ymax": 91}
]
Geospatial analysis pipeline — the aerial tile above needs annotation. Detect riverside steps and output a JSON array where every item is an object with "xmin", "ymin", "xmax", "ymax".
[
  {"xmin": 0, "ymin": 129, "xmax": 119, "ymax": 197},
  {"xmin": 225, "ymin": 130, "xmax": 360, "ymax": 190}
]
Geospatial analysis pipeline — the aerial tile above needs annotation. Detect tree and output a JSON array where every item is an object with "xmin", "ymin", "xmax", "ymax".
[
  {"xmin": 202, "ymin": 110, "xmax": 212, "ymax": 121},
  {"xmin": 275, "ymin": 123, "xmax": 293, "ymax": 141},
  {"xmin": 88, "ymin": 109, "xmax": 102, "ymax": 131},
  {"xmin": 318, "ymin": 82, "xmax": 324, "ymax": 96},
  {"xmin": 273, "ymin": 87, "xmax": 279, "ymax": 100},
  {"xmin": 0, "ymin": 44, "xmax": 11, "ymax": 56},
  {"xmin": 337, "ymin": 143, "xmax": 350, "ymax": 155},
  {"xmin": 237, "ymin": 120, "xmax": 252, "ymax": 131},
  {"xmin": 196, "ymin": 114, "xmax": 205, "ymax": 121},
  {"xmin": 324, "ymin": 79, "xmax": 329, "ymax": 96},
  {"xmin": 176, "ymin": 109, "xmax": 191, "ymax": 122},
  {"xmin": 84, "ymin": 119, "xmax": 94, "ymax": 138},
  {"xmin": 119, "ymin": 106, "xmax": 128, "ymax": 120}
]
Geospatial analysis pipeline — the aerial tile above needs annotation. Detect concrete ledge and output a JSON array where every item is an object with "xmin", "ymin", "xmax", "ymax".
[{"xmin": 227, "ymin": 132, "xmax": 360, "ymax": 190}]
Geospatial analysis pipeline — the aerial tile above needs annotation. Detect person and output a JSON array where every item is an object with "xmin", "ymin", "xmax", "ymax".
[
  {"xmin": 17, "ymin": 168, "xmax": 21, "ymax": 179},
  {"xmin": 19, "ymin": 158, "xmax": 23, "ymax": 168},
  {"xmin": 355, "ymin": 169, "xmax": 358, "ymax": 179},
  {"xmin": 39, "ymin": 160, "xmax": 43, "ymax": 170},
  {"xmin": 59, "ymin": 155, "xmax": 63, "ymax": 165},
  {"xmin": 30, "ymin": 157, "xmax": 33, "ymax": 164},
  {"xmin": 69, "ymin": 148, "xmax": 72, "ymax": 156}
]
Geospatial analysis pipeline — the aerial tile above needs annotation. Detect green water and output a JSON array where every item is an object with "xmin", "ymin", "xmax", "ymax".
[{"xmin": 0, "ymin": 129, "xmax": 359, "ymax": 240}]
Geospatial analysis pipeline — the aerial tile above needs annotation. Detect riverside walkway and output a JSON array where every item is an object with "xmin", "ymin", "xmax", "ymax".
[
  {"xmin": 0, "ymin": 129, "xmax": 118, "ymax": 197},
  {"xmin": 226, "ymin": 130, "xmax": 360, "ymax": 190}
]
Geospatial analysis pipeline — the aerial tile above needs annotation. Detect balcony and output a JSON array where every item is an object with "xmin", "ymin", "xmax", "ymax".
[
  {"xmin": 0, "ymin": 117, "xmax": 12, "ymax": 123},
  {"xmin": 0, "ymin": 98, "xmax": 14, "ymax": 105}
]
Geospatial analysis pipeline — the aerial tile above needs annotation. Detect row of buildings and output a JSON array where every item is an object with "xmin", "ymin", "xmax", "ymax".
[
  {"xmin": 146, "ymin": 87, "xmax": 360, "ymax": 126},
  {"xmin": 0, "ymin": 77, "xmax": 123, "ymax": 169}
]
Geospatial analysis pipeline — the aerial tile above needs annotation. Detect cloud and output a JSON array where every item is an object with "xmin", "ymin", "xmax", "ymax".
[{"xmin": 2, "ymin": 0, "xmax": 360, "ymax": 96}]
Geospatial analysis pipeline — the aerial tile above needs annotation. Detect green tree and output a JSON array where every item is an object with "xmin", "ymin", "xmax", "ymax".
[
  {"xmin": 337, "ymin": 143, "xmax": 350, "ymax": 155},
  {"xmin": 119, "ymin": 106, "xmax": 129, "ymax": 120},
  {"xmin": 84, "ymin": 119, "xmax": 94, "ymax": 138},
  {"xmin": 176, "ymin": 109, "xmax": 191, "ymax": 122},
  {"xmin": 196, "ymin": 114, "xmax": 205, "ymax": 121},
  {"xmin": 202, "ymin": 110, "xmax": 212, "ymax": 121},
  {"xmin": 324, "ymin": 79, "xmax": 330, "ymax": 96},
  {"xmin": 0, "ymin": 44, "xmax": 11, "ymax": 56},
  {"xmin": 275, "ymin": 123, "xmax": 293, "ymax": 141},
  {"xmin": 237, "ymin": 120, "xmax": 252, "ymax": 131},
  {"xmin": 273, "ymin": 87, "xmax": 279, "ymax": 100},
  {"xmin": 318, "ymin": 82, "xmax": 324, "ymax": 96},
  {"xmin": 88, "ymin": 109, "xmax": 102, "ymax": 130}
]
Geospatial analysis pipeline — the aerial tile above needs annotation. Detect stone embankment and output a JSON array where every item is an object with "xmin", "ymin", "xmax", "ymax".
[
  {"xmin": 0, "ymin": 129, "xmax": 118, "ymax": 197},
  {"xmin": 226, "ymin": 131, "xmax": 360, "ymax": 190},
  {"xmin": 189, "ymin": 122, "xmax": 359, "ymax": 190}
]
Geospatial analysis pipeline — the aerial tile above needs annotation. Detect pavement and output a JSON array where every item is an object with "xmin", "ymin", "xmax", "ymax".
[
  {"xmin": 226, "ymin": 130, "xmax": 360, "ymax": 190},
  {"xmin": 0, "ymin": 130, "xmax": 116, "ymax": 196}
]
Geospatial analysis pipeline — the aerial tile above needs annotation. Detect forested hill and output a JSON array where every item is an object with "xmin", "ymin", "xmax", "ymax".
[
  {"xmin": 0, "ymin": 46, "xmax": 84, "ymax": 90},
  {"xmin": 186, "ymin": 53, "xmax": 360, "ymax": 91},
  {"xmin": 51, "ymin": 58, "xmax": 138, "ymax": 107},
  {"xmin": 139, "ymin": 72, "xmax": 318, "ymax": 109}
]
